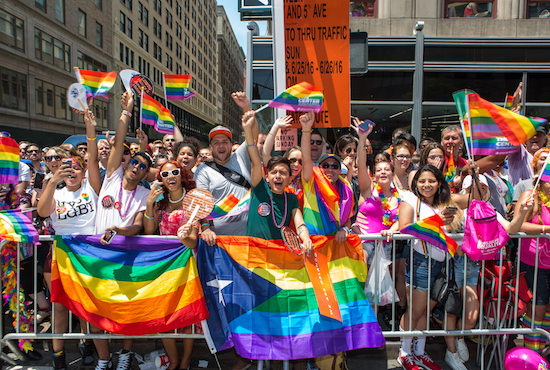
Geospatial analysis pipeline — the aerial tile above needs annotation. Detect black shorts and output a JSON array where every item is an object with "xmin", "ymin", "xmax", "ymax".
[{"xmin": 521, "ymin": 262, "xmax": 550, "ymax": 306}]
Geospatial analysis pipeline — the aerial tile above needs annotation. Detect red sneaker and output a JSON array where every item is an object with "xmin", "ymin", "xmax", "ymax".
[
  {"xmin": 413, "ymin": 353, "xmax": 442, "ymax": 370},
  {"xmin": 397, "ymin": 352, "xmax": 420, "ymax": 370}
]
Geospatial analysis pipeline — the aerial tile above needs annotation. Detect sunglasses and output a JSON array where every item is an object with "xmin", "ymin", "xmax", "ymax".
[
  {"xmin": 160, "ymin": 168, "xmax": 181, "ymax": 178},
  {"xmin": 321, "ymin": 163, "xmax": 340, "ymax": 170},
  {"xmin": 1, "ymin": 132, "xmax": 11, "ymax": 138},
  {"xmin": 26, "ymin": 149, "xmax": 40, "ymax": 154},
  {"xmin": 78, "ymin": 147, "xmax": 87, "ymax": 151},
  {"xmin": 345, "ymin": 147, "xmax": 357, "ymax": 154},
  {"xmin": 123, "ymin": 149, "xmax": 131, "ymax": 156},
  {"xmin": 45, "ymin": 155, "xmax": 62, "ymax": 162},
  {"xmin": 310, "ymin": 140, "xmax": 322, "ymax": 145},
  {"xmin": 289, "ymin": 158, "xmax": 302, "ymax": 165},
  {"xmin": 130, "ymin": 158, "xmax": 147, "ymax": 171}
]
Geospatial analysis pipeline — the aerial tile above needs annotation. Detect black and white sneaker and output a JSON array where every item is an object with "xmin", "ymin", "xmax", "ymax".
[
  {"xmin": 95, "ymin": 358, "xmax": 114, "ymax": 370},
  {"xmin": 116, "ymin": 350, "xmax": 132, "ymax": 370}
]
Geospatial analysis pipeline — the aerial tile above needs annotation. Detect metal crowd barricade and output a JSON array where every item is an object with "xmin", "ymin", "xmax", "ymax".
[{"xmin": 1, "ymin": 233, "xmax": 549, "ymax": 370}]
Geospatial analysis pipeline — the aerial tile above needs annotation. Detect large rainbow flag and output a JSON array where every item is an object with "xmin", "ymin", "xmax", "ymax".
[
  {"xmin": 196, "ymin": 235, "xmax": 385, "ymax": 360},
  {"xmin": 401, "ymin": 214, "xmax": 458, "ymax": 257},
  {"xmin": 74, "ymin": 69, "xmax": 117, "ymax": 99},
  {"xmin": 0, "ymin": 210, "xmax": 39, "ymax": 244},
  {"xmin": 268, "ymin": 81, "xmax": 324, "ymax": 113},
  {"xmin": 163, "ymin": 74, "xmax": 195, "ymax": 101},
  {"xmin": 141, "ymin": 93, "xmax": 175, "ymax": 134},
  {"xmin": 51, "ymin": 235, "xmax": 208, "ymax": 335},
  {"xmin": 302, "ymin": 168, "xmax": 354, "ymax": 235},
  {"xmin": 0, "ymin": 137, "xmax": 19, "ymax": 184},
  {"xmin": 205, "ymin": 190, "xmax": 251, "ymax": 220}
]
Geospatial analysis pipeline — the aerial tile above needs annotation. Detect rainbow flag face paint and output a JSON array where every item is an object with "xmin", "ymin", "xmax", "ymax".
[
  {"xmin": 74, "ymin": 69, "xmax": 117, "ymax": 99},
  {"xmin": 163, "ymin": 74, "xmax": 196, "ymax": 100},
  {"xmin": 141, "ymin": 93, "xmax": 175, "ymax": 134},
  {"xmin": 268, "ymin": 81, "xmax": 324, "ymax": 113}
]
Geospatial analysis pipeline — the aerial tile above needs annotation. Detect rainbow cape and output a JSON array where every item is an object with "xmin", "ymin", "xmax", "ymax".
[
  {"xmin": 0, "ymin": 210, "xmax": 39, "ymax": 244},
  {"xmin": 51, "ymin": 235, "xmax": 208, "ymax": 335},
  {"xmin": 0, "ymin": 137, "xmax": 19, "ymax": 184},
  {"xmin": 74, "ymin": 69, "xmax": 117, "ymax": 99},
  {"xmin": 401, "ymin": 214, "xmax": 458, "ymax": 257},
  {"xmin": 164, "ymin": 74, "xmax": 195, "ymax": 100},
  {"xmin": 206, "ymin": 190, "xmax": 251, "ymax": 220},
  {"xmin": 268, "ymin": 82, "xmax": 324, "ymax": 113},
  {"xmin": 141, "ymin": 93, "xmax": 175, "ymax": 134},
  {"xmin": 302, "ymin": 168, "xmax": 354, "ymax": 235},
  {"xmin": 196, "ymin": 235, "xmax": 385, "ymax": 360}
]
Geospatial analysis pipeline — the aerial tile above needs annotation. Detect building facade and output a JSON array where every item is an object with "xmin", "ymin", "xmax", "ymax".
[
  {"xmin": 0, "ymin": 0, "xmax": 113, "ymax": 145},
  {"xmin": 217, "ymin": 6, "xmax": 245, "ymax": 138}
]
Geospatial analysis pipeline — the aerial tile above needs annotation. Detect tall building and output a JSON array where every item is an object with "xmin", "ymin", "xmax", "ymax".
[
  {"xmin": 113, "ymin": 0, "xmax": 218, "ymax": 143},
  {"xmin": 217, "ymin": 6, "xmax": 245, "ymax": 138},
  {"xmin": 0, "ymin": 0, "xmax": 113, "ymax": 145}
]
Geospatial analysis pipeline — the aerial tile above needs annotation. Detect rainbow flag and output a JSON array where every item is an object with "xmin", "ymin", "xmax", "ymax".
[
  {"xmin": 196, "ymin": 235, "xmax": 385, "ymax": 360},
  {"xmin": 445, "ymin": 153, "xmax": 455, "ymax": 184},
  {"xmin": 401, "ymin": 214, "xmax": 458, "ymax": 257},
  {"xmin": 0, "ymin": 137, "xmax": 19, "ymax": 184},
  {"xmin": 74, "ymin": 69, "xmax": 117, "ymax": 99},
  {"xmin": 0, "ymin": 210, "xmax": 39, "ymax": 244},
  {"xmin": 141, "ymin": 93, "xmax": 175, "ymax": 134},
  {"xmin": 504, "ymin": 94, "xmax": 514, "ymax": 110},
  {"xmin": 164, "ymin": 74, "xmax": 195, "ymax": 101},
  {"xmin": 268, "ymin": 81, "xmax": 324, "ymax": 113},
  {"xmin": 51, "ymin": 235, "xmax": 208, "ymax": 335},
  {"xmin": 539, "ymin": 158, "xmax": 550, "ymax": 183},
  {"xmin": 302, "ymin": 168, "xmax": 354, "ymax": 235},
  {"xmin": 206, "ymin": 190, "xmax": 251, "ymax": 220}
]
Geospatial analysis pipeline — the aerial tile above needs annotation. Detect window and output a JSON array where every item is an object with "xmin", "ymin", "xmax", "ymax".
[
  {"xmin": 139, "ymin": 2, "xmax": 143, "ymax": 20},
  {"xmin": 1, "ymin": 67, "xmax": 26, "ymax": 111},
  {"xmin": 35, "ymin": 0, "xmax": 46, "ymax": 12},
  {"xmin": 120, "ymin": 11, "xmax": 126, "ymax": 32},
  {"xmin": 96, "ymin": 0, "xmax": 102, "ymax": 9},
  {"xmin": 0, "ymin": 10, "xmax": 25, "ymax": 52},
  {"xmin": 127, "ymin": 0, "xmax": 132, "ymax": 10},
  {"xmin": 35, "ymin": 79, "xmax": 72, "ymax": 120},
  {"xmin": 144, "ymin": 8, "xmax": 149, "ymax": 26},
  {"xmin": 120, "ymin": 42, "xmax": 124, "ymax": 61},
  {"xmin": 153, "ymin": 19, "xmax": 161, "ymax": 38},
  {"xmin": 144, "ymin": 34, "xmax": 149, "ymax": 51},
  {"xmin": 445, "ymin": 1, "xmax": 494, "ymax": 18},
  {"xmin": 55, "ymin": 0, "xmax": 65, "ymax": 22},
  {"xmin": 154, "ymin": 42, "xmax": 158, "ymax": 59},
  {"xmin": 127, "ymin": 18, "xmax": 132, "ymax": 38},
  {"xmin": 96, "ymin": 23, "xmax": 103, "ymax": 47},
  {"xmin": 78, "ymin": 52, "xmax": 107, "ymax": 71},
  {"xmin": 527, "ymin": 1, "xmax": 550, "ymax": 18},
  {"xmin": 35, "ymin": 28, "xmax": 71, "ymax": 71},
  {"xmin": 138, "ymin": 28, "xmax": 143, "ymax": 47},
  {"xmin": 78, "ymin": 10, "xmax": 86, "ymax": 36}
]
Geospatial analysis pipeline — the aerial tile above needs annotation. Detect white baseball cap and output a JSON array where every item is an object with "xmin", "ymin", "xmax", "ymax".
[{"xmin": 461, "ymin": 174, "xmax": 489, "ymax": 190}]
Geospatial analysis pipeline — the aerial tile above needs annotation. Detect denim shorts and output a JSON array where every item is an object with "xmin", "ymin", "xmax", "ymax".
[
  {"xmin": 521, "ymin": 262, "xmax": 550, "ymax": 306},
  {"xmin": 405, "ymin": 250, "xmax": 444, "ymax": 292},
  {"xmin": 454, "ymin": 255, "xmax": 480, "ymax": 288},
  {"xmin": 362, "ymin": 241, "xmax": 393, "ymax": 265}
]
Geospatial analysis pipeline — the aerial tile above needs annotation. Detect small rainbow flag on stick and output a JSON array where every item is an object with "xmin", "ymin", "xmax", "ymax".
[
  {"xmin": 141, "ymin": 93, "xmax": 175, "ymax": 134},
  {"xmin": 206, "ymin": 190, "xmax": 251, "ymax": 220},
  {"xmin": 504, "ymin": 94, "xmax": 514, "ymax": 110},
  {"xmin": 163, "ymin": 74, "xmax": 195, "ymax": 101},
  {"xmin": 0, "ymin": 210, "xmax": 39, "ymax": 244},
  {"xmin": 401, "ymin": 214, "xmax": 458, "ymax": 257},
  {"xmin": 261, "ymin": 81, "xmax": 323, "ymax": 113},
  {"xmin": 0, "ymin": 137, "xmax": 20, "ymax": 184},
  {"xmin": 74, "ymin": 68, "xmax": 117, "ymax": 99},
  {"xmin": 445, "ymin": 151, "xmax": 455, "ymax": 185}
]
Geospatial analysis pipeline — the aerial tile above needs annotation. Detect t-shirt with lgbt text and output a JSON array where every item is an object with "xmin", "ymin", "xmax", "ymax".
[{"xmin": 50, "ymin": 178, "xmax": 98, "ymax": 235}]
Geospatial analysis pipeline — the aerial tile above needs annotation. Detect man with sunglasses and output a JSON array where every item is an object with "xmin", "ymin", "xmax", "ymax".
[
  {"xmin": 309, "ymin": 129, "xmax": 325, "ymax": 165},
  {"xmin": 26, "ymin": 143, "xmax": 47, "ymax": 177},
  {"xmin": 92, "ymin": 92, "xmax": 151, "ymax": 370},
  {"xmin": 76, "ymin": 142, "xmax": 88, "ymax": 158}
]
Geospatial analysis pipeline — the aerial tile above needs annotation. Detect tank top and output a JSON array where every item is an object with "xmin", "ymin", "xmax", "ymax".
[
  {"xmin": 355, "ymin": 191, "xmax": 398, "ymax": 235},
  {"xmin": 158, "ymin": 208, "xmax": 189, "ymax": 236},
  {"xmin": 520, "ymin": 205, "xmax": 550, "ymax": 269}
]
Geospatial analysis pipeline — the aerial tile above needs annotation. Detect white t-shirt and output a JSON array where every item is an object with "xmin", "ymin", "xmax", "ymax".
[
  {"xmin": 94, "ymin": 165, "xmax": 149, "ymax": 234},
  {"xmin": 18, "ymin": 162, "xmax": 31, "ymax": 182},
  {"xmin": 402, "ymin": 192, "xmax": 447, "ymax": 262},
  {"xmin": 50, "ymin": 179, "xmax": 99, "ymax": 235}
]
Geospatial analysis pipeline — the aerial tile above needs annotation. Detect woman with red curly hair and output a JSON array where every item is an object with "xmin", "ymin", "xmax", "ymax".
[{"xmin": 143, "ymin": 160, "xmax": 199, "ymax": 370}]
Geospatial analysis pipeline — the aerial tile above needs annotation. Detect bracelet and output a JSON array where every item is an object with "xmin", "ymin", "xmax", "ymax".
[
  {"xmin": 246, "ymin": 143, "xmax": 256, "ymax": 147},
  {"xmin": 122, "ymin": 110, "xmax": 132, "ymax": 117},
  {"xmin": 201, "ymin": 223, "xmax": 210, "ymax": 228},
  {"xmin": 302, "ymin": 130, "xmax": 313, "ymax": 134},
  {"xmin": 543, "ymin": 225, "xmax": 546, "ymax": 235},
  {"xmin": 87, "ymin": 137, "xmax": 97, "ymax": 141},
  {"xmin": 144, "ymin": 213, "xmax": 154, "ymax": 220}
]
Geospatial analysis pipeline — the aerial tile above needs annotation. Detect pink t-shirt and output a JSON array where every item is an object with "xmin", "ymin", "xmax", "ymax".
[{"xmin": 520, "ymin": 206, "xmax": 550, "ymax": 269}]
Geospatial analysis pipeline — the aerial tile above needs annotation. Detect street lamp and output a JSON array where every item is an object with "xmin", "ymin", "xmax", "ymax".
[
  {"xmin": 412, "ymin": 21, "xmax": 424, "ymax": 142},
  {"xmin": 245, "ymin": 21, "xmax": 259, "ymax": 101}
]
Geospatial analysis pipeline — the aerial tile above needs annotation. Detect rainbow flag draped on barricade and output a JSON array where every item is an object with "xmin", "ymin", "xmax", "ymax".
[
  {"xmin": 205, "ymin": 190, "xmax": 251, "ymax": 220},
  {"xmin": 268, "ymin": 81, "xmax": 324, "ymax": 113},
  {"xmin": 0, "ymin": 137, "xmax": 20, "ymax": 185},
  {"xmin": 163, "ymin": 74, "xmax": 195, "ymax": 100},
  {"xmin": 141, "ymin": 93, "xmax": 176, "ymax": 134},
  {"xmin": 74, "ymin": 69, "xmax": 117, "ymax": 99},
  {"xmin": 51, "ymin": 235, "xmax": 208, "ymax": 335},
  {"xmin": 196, "ymin": 235, "xmax": 384, "ymax": 360},
  {"xmin": 401, "ymin": 214, "xmax": 458, "ymax": 257}
]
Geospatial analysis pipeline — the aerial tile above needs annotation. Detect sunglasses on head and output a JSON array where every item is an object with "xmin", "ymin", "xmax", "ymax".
[
  {"xmin": 321, "ymin": 163, "xmax": 340, "ymax": 170},
  {"xmin": 1, "ymin": 132, "xmax": 11, "ymax": 138},
  {"xmin": 26, "ymin": 149, "xmax": 39, "ymax": 154},
  {"xmin": 160, "ymin": 168, "xmax": 181, "ymax": 178},
  {"xmin": 345, "ymin": 147, "xmax": 357, "ymax": 154},
  {"xmin": 130, "ymin": 158, "xmax": 147, "ymax": 171},
  {"xmin": 45, "ymin": 155, "xmax": 62, "ymax": 162},
  {"xmin": 289, "ymin": 158, "xmax": 302, "ymax": 165},
  {"xmin": 310, "ymin": 140, "xmax": 322, "ymax": 146}
]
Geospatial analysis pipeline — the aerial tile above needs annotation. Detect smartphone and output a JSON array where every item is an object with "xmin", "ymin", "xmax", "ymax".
[
  {"xmin": 62, "ymin": 158, "xmax": 72, "ymax": 168},
  {"xmin": 34, "ymin": 172, "xmax": 45, "ymax": 190},
  {"xmin": 442, "ymin": 206, "xmax": 458, "ymax": 215},
  {"xmin": 103, "ymin": 230, "xmax": 117, "ymax": 244},
  {"xmin": 358, "ymin": 119, "xmax": 375, "ymax": 132},
  {"xmin": 156, "ymin": 184, "xmax": 165, "ymax": 202}
]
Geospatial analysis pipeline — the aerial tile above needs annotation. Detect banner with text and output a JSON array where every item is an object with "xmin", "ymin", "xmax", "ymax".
[{"xmin": 284, "ymin": 0, "xmax": 350, "ymax": 128}]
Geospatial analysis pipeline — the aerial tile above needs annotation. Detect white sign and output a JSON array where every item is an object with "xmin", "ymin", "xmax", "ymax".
[{"xmin": 67, "ymin": 83, "xmax": 88, "ymax": 113}]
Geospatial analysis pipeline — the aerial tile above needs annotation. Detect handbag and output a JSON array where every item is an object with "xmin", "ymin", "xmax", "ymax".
[
  {"xmin": 431, "ymin": 260, "xmax": 462, "ymax": 316},
  {"xmin": 462, "ymin": 176, "xmax": 510, "ymax": 261}
]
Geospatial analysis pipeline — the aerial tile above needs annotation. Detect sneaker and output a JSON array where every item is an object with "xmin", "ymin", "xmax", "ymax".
[
  {"xmin": 455, "ymin": 338, "xmax": 469, "ymax": 362},
  {"xmin": 397, "ymin": 352, "xmax": 420, "ymax": 370},
  {"xmin": 116, "ymin": 351, "xmax": 132, "ymax": 370},
  {"xmin": 36, "ymin": 309, "xmax": 51, "ymax": 324},
  {"xmin": 79, "ymin": 340, "xmax": 95, "ymax": 365},
  {"xmin": 95, "ymin": 358, "xmax": 113, "ymax": 370},
  {"xmin": 52, "ymin": 351, "xmax": 67, "ymax": 370},
  {"xmin": 445, "ymin": 351, "xmax": 467, "ymax": 370},
  {"xmin": 413, "ymin": 353, "xmax": 442, "ymax": 370}
]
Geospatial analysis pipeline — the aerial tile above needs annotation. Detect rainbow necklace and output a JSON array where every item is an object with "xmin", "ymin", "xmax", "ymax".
[
  {"xmin": 375, "ymin": 183, "xmax": 400, "ymax": 226},
  {"xmin": 539, "ymin": 191, "xmax": 550, "ymax": 208}
]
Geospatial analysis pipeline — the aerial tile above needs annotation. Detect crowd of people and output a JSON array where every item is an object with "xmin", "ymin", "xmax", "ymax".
[{"xmin": 4, "ymin": 88, "xmax": 550, "ymax": 370}]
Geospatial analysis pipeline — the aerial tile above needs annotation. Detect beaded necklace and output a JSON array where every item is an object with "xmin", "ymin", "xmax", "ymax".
[
  {"xmin": 268, "ymin": 191, "xmax": 288, "ymax": 229},
  {"xmin": 539, "ymin": 191, "xmax": 550, "ymax": 208},
  {"xmin": 375, "ymin": 183, "xmax": 400, "ymax": 225}
]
